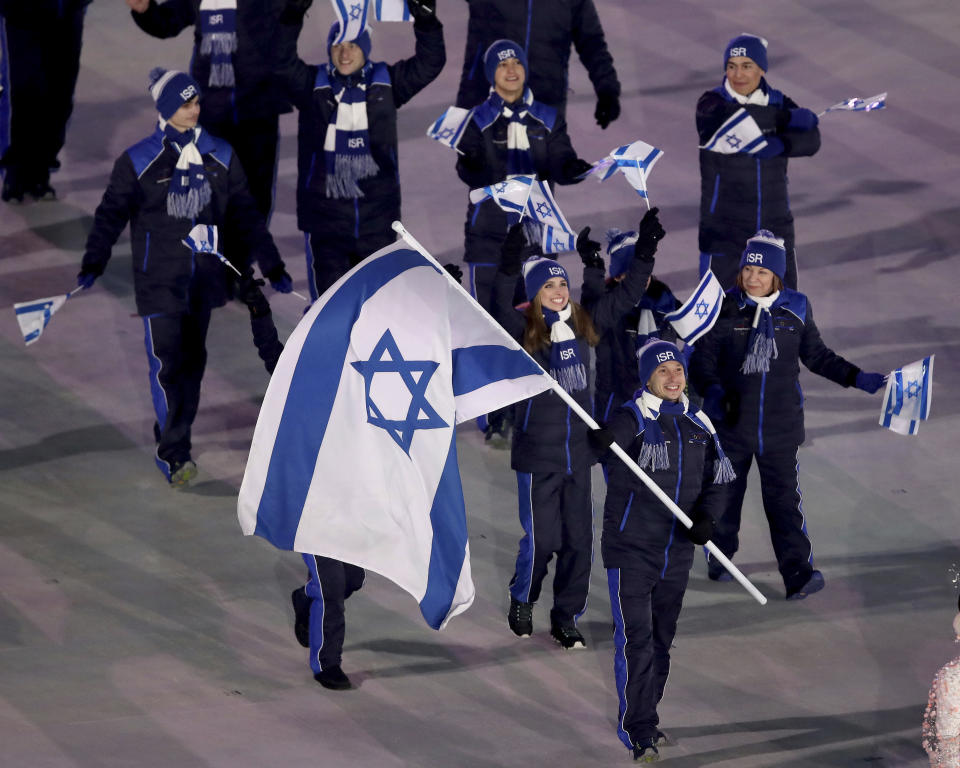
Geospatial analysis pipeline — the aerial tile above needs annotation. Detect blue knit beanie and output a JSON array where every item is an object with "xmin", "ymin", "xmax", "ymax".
[
  {"xmin": 739, "ymin": 230, "xmax": 786, "ymax": 279},
  {"xmin": 637, "ymin": 340, "xmax": 687, "ymax": 390},
  {"xmin": 724, "ymin": 33, "xmax": 769, "ymax": 72},
  {"xmin": 483, "ymin": 39, "xmax": 528, "ymax": 86},
  {"xmin": 523, "ymin": 257, "xmax": 569, "ymax": 302},
  {"xmin": 327, "ymin": 22, "xmax": 372, "ymax": 64},
  {"xmin": 149, "ymin": 68, "xmax": 201, "ymax": 120}
]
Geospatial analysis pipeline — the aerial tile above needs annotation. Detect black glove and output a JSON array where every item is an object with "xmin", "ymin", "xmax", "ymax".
[
  {"xmin": 561, "ymin": 157, "xmax": 593, "ymax": 184},
  {"xmin": 594, "ymin": 91, "xmax": 620, "ymax": 129},
  {"xmin": 499, "ymin": 223, "xmax": 526, "ymax": 276},
  {"xmin": 634, "ymin": 206, "xmax": 665, "ymax": 259},
  {"xmin": 407, "ymin": 0, "xmax": 436, "ymax": 21},
  {"xmin": 443, "ymin": 262, "xmax": 463, "ymax": 284},
  {"xmin": 684, "ymin": 510, "xmax": 715, "ymax": 545},
  {"xmin": 279, "ymin": 0, "xmax": 313, "ymax": 24},
  {"xmin": 265, "ymin": 265, "xmax": 293, "ymax": 294},
  {"xmin": 587, "ymin": 427, "xmax": 615, "ymax": 457},
  {"xmin": 237, "ymin": 273, "xmax": 271, "ymax": 317},
  {"xmin": 576, "ymin": 226, "xmax": 604, "ymax": 270}
]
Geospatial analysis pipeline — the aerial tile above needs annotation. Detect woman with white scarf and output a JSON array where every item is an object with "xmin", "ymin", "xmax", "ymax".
[
  {"xmin": 688, "ymin": 231, "xmax": 886, "ymax": 600},
  {"xmin": 696, "ymin": 34, "xmax": 821, "ymax": 291}
]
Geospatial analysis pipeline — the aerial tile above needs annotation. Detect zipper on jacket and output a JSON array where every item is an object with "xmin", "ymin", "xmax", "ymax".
[
  {"xmin": 564, "ymin": 406, "xmax": 572, "ymax": 475},
  {"xmin": 758, "ymin": 371, "xmax": 767, "ymax": 455},
  {"xmin": 660, "ymin": 417, "xmax": 683, "ymax": 578}
]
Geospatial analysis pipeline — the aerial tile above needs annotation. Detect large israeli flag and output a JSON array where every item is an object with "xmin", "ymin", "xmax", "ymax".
[
  {"xmin": 329, "ymin": 0, "xmax": 371, "ymax": 43},
  {"xmin": 700, "ymin": 108, "xmax": 769, "ymax": 155},
  {"xmin": 880, "ymin": 355, "xmax": 934, "ymax": 435},
  {"xmin": 665, "ymin": 270, "xmax": 724, "ymax": 345},
  {"xmin": 238, "ymin": 238, "xmax": 553, "ymax": 629}
]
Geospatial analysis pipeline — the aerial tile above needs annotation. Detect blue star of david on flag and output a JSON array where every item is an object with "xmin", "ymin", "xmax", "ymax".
[
  {"xmin": 695, "ymin": 299, "xmax": 710, "ymax": 319},
  {"xmin": 495, "ymin": 182, "xmax": 508, "ymax": 194},
  {"xmin": 905, "ymin": 380, "xmax": 920, "ymax": 398},
  {"xmin": 535, "ymin": 201, "xmax": 552, "ymax": 219},
  {"xmin": 724, "ymin": 134, "xmax": 742, "ymax": 149},
  {"xmin": 665, "ymin": 269, "xmax": 724, "ymax": 346},
  {"xmin": 436, "ymin": 127, "xmax": 455, "ymax": 141},
  {"xmin": 351, "ymin": 329, "xmax": 448, "ymax": 455},
  {"xmin": 349, "ymin": 2, "xmax": 362, "ymax": 19},
  {"xmin": 700, "ymin": 109, "xmax": 769, "ymax": 156}
]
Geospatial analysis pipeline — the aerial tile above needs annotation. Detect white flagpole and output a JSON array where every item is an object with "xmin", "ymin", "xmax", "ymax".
[
  {"xmin": 637, "ymin": 162, "xmax": 651, "ymax": 211},
  {"xmin": 392, "ymin": 221, "xmax": 767, "ymax": 607}
]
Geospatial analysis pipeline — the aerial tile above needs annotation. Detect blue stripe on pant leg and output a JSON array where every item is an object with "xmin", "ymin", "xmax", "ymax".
[
  {"xmin": 509, "ymin": 472, "xmax": 536, "ymax": 603},
  {"xmin": 303, "ymin": 553, "xmax": 327, "ymax": 674},
  {"xmin": 608, "ymin": 568, "xmax": 633, "ymax": 750},
  {"xmin": 143, "ymin": 316, "xmax": 171, "ymax": 479},
  {"xmin": 305, "ymin": 232, "xmax": 318, "ymax": 302}
]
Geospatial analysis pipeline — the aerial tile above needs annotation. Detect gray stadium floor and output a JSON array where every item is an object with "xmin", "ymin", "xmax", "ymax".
[{"xmin": 2, "ymin": 1, "xmax": 958, "ymax": 765}]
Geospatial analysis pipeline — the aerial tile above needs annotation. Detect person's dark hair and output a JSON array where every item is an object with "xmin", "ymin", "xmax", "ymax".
[
  {"xmin": 736, "ymin": 269, "xmax": 783, "ymax": 295},
  {"xmin": 523, "ymin": 296, "xmax": 599, "ymax": 355}
]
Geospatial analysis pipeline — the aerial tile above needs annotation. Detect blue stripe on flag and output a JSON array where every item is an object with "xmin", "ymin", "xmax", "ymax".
[
  {"xmin": 451, "ymin": 345, "xmax": 541, "ymax": 397},
  {"xmin": 254, "ymin": 248, "xmax": 430, "ymax": 549},
  {"xmin": 419, "ymin": 430, "xmax": 469, "ymax": 629},
  {"xmin": 703, "ymin": 109, "xmax": 750, "ymax": 151}
]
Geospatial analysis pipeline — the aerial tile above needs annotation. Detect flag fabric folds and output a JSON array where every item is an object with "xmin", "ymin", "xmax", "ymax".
[
  {"xmin": 426, "ymin": 106, "xmax": 472, "ymax": 150},
  {"xmin": 373, "ymin": 0, "xmax": 411, "ymax": 21},
  {"xmin": 880, "ymin": 355, "xmax": 933, "ymax": 435},
  {"xmin": 470, "ymin": 175, "xmax": 576, "ymax": 253},
  {"xmin": 14, "ymin": 294, "xmax": 70, "ymax": 346},
  {"xmin": 238, "ymin": 239, "xmax": 553, "ymax": 629},
  {"xmin": 664, "ymin": 269, "xmax": 724, "ymax": 345},
  {"xmin": 468, "ymin": 175, "xmax": 534, "ymax": 224},
  {"xmin": 329, "ymin": 0, "xmax": 370, "ymax": 43},
  {"xmin": 699, "ymin": 108, "xmax": 769, "ymax": 155},
  {"xmin": 182, "ymin": 223, "xmax": 241, "ymax": 276},
  {"xmin": 821, "ymin": 92, "xmax": 887, "ymax": 114},
  {"xmin": 586, "ymin": 139, "xmax": 664, "ymax": 199}
]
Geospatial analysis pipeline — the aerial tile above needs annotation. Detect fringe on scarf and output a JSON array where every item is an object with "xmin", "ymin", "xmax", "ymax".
[
  {"xmin": 167, "ymin": 185, "xmax": 213, "ymax": 219},
  {"xmin": 741, "ymin": 333, "xmax": 778, "ymax": 374},
  {"xmin": 713, "ymin": 455, "xmax": 737, "ymax": 484},
  {"xmin": 550, "ymin": 363, "xmax": 587, "ymax": 394},
  {"xmin": 200, "ymin": 32, "xmax": 237, "ymax": 56},
  {"xmin": 637, "ymin": 440, "xmax": 670, "ymax": 471},
  {"xmin": 325, "ymin": 153, "xmax": 379, "ymax": 199},
  {"xmin": 208, "ymin": 63, "xmax": 236, "ymax": 88}
]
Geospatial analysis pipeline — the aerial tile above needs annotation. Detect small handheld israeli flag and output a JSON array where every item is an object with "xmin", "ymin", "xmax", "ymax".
[
  {"xmin": 665, "ymin": 270, "xmax": 724, "ymax": 345},
  {"xmin": 182, "ymin": 224, "xmax": 241, "ymax": 276},
  {"xmin": 700, "ymin": 108, "xmax": 769, "ymax": 155},
  {"xmin": 587, "ymin": 139, "xmax": 664, "ymax": 202},
  {"xmin": 373, "ymin": 0, "xmax": 411, "ymax": 21},
  {"xmin": 880, "ymin": 355, "xmax": 933, "ymax": 435},
  {"xmin": 426, "ymin": 106, "xmax": 472, "ymax": 151},
  {"xmin": 820, "ymin": 92, "xmax": 887, "ymax": 116},
  {"xmin": 469, "ymin": 175, "xmax": 535, "ymax": 226},
  {"xmin": 14, "ymin": 292, "xmax": 75, "ymax": 346},
  {"xmin": 525, "ymin": 179, "xmax": 576, "ymax": 253},
  {"xmin": 329, "ymin": 0, "xmax": 371, "ymax": 43}
]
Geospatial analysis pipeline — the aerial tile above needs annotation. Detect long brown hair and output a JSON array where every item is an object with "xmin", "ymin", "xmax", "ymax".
[{"xmin": 522, "ymin": 295, "xmax": 599, "ymax": 355}]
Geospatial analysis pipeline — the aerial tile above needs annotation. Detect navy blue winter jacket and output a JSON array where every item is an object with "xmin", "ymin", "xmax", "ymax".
[
  {"xmin": 130, "ymin": 0, "xmax": 291, "ymax": 124},
  {"xmin": 272, "ymin": 15, "xmax": 445, "ymax": 238},
  {"xmin": 600, "ymin": 401, "xmax": 724, "ymax": 572},
  {"xmin": 688, "ymin": 289, "xmax": 860, "ymax": 454},
  {"xmin": 454, "ymin": 0, "xmax": 619, "ymax": 113},
  {"xmin": 490, "ymin": 259, "xmax": 650, "ymax": 474},
  {"xmin": 697, "ymin": 79, "xmax": 820, "ymax": 258},
  {"xmin": 81, "ymin": 128, "xmax": 283, "ymax": 316}
]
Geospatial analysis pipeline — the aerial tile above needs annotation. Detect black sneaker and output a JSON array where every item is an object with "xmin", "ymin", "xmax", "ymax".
[
  {"xmin": 632, "ymin": 737, "xmax": 660, "ymax": 762},
  {"xmin": 314, "ymin": 664, "xmax": 352, "ymax": 690},
  {"xmin": 550, "ymin": 624, "xmax": 586, "ymax": 650},
  {"xmin": 786, "ymin": 569, "xmax": 825, "ymax": 601},
  {"xmin": 707, "ymin": 557, "xmax": 733, "ymax": 582},
  {"xmin": 169, "ymin": 460, "xmax": 198, "ymax": 488},
  {"xmin": 291, "ymin": 587, "xmax": 310, "ymax": 647},
  {"xmin": 508, "ymin": 597, "xmax": 533, "ymax": 637}
]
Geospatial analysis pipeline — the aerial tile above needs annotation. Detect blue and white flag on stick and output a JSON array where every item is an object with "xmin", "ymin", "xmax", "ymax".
[
  {"xmin": 880, "ymin": 355, "xmax": 933, "ymax": 435},
  {"xmin": 664, "ymin": 270, "xmax": 724, "ymax": 346},
  {"xmin": 14, "ymin": 290, "xmax": 78, "ymax": 346},
  {"xmin": 469, "ymin": 175, "xmax": 535, "ymax": 225},
  {"xmin": 373, "ymin": 0, "xmax": 411, "ymax": 21},
  {"xmin": 525, "ymin": 178, "xmax": 576, "ymax": 253},
  {"xmin": 426, "ymin": 106, "xmax": 472, "ymax": 151},
  {"xmin": 182, "ymin": 223, "xmax": 241, "ymax": 276},
  {"xmin": 699, "ymin": 108, "xmax": 769, "ymax": 155},
  {"xmin": 585, "ymin": 139, "xmax": 664, "ymax": 205},
  {"xmin": 329, "ymin": 0, "xmax": 371, "ymax": 43},
  {"xmin": 819, "ymin": 92, "xmax": 887, "ymax": 117},
  {"xmin": 238, "ymin": 230, "xmax": 554, "ymax": 629}
]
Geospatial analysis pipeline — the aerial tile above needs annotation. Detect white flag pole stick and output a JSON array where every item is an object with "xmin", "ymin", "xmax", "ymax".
[
  {"xmin": 637, "ymin": 162, "xmax": 651, "ymax": 211},
  {"xmin": 393, "ymin": 220, "xmax": 767, "ymax": 607},
  {"xmin": 68, "ymin": 286, "xmax": 84, "ymax": 297},
  {"xmin": 290, "ymin": 290, "xmax": 310, "ymax": 302}
]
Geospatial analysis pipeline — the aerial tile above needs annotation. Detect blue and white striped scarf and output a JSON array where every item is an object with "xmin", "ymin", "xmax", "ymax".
[
  {"xmin": 324, "ymin": 66, "xmax": 380, "ymax": 199},
  {"xmin": 199, "ymin": 0, "xmax": 237, "ymax": 88},
  {"xmin": 481, "ymin": 88, "xmax": 536, "ymax": 178},
  {"xmin": 741, "ymin": 291, "xmax": 780, "ymax": 374},
  {"xmin": 542, "ymin": 304, "xmax": 587, "ymax": 393},
  {"xmin": 161, "ymin": 122, "xmax": 211, "ymax": 219}
]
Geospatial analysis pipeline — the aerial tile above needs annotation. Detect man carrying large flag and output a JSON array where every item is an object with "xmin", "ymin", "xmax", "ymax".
[{"xmin": 238, "ymin": 234, "xmax": 554, "ymax": 689}]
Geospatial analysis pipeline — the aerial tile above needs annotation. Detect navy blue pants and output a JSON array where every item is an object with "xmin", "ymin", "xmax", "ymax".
[
  {"xmin": 608, "ymin": 561, "xmax": 689, "ymax": 748},
  {"xmin": 509, "ymin": 468, "xmax": 594, "ymax": 628},
  {"xmin": 705, "ymin": 442, "xmax": 814, "ymax": 594},
  {"xmin": 302, "ymin": 554, "xmax": 365, "ymax": 673},
  {"xmin": 304, "ymin": 229, "xmax": 396, "ymax": 301},
  {"xmin": 143, "ymin": 310, "xmax": 211, "ymax": 478}
]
